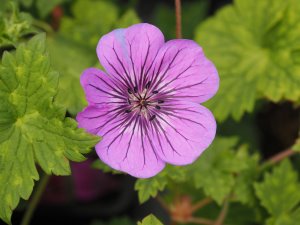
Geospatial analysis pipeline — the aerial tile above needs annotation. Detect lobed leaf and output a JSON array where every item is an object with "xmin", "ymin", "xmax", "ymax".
[
  {"xmin": 196, "ymin": 0, "xmax": 300, "ymax": 121},
  {"xmin": 0, "ymin": 34, "xmax": 100, "ymax": 224},
  {"xmin": 254, "ymin": 160, "xmax": 300, "ymax": 216}
]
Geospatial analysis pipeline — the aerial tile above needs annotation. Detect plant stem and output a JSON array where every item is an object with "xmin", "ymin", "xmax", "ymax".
[
  {"xmin": 175, "ymin": 0, "xmax": 182, "ymax": 38},
  {"xmin": 20, "ymin": 174, "xmax": 50, "ymax": 225},
  {"xmin": 214, "ymin": 199, "xmax": 229, "ymax": 225},
  {"xmin": 192, "ymin": 197, "xmax": 212, "ymax": 213},
  {"xmin": 267, "ymin": 149, "xmax": 296, "ymax": 164}
]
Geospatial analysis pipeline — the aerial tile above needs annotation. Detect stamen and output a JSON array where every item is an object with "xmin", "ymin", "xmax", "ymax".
[
  {"xmin": 125, "ymin": 109, "xmax": 131, "ymax": 113},
  {"xmin": 128, "ymin": 88, "xmax": 132, "ymax": 94},
  {"xmin": 127, "ymin": 99, "xmax": 131, "ymax": 104},
  {"xmin": 152, "ymin": 90, "xmax": 158, "ymax": 94},
  {"xmin": 150, "ymin": 115, "xmax": 156, "ymax": 121},
  {"xmin": 158, "ymin": 100, "xmax": 164, "ymax": 104},
  {"xmin": 155, "ymin": 105, "xmax": 161, "ymax": 110},
  {"xmin": 145, "ymin": 81, "xmax": 151, "ymax": 89},
  {"xmin": 134, "ymin": 86, "xmax": 138, "ymax": 93}
]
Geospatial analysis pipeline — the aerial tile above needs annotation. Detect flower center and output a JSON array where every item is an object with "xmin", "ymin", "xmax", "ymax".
[{"xmin": 125, "ymin": 86, "xmax": 163, "ymax": 120}]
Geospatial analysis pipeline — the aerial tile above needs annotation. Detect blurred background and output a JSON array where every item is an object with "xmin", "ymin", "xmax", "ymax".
[{"xmin": 1, "ymin": 0, "xmax": 300, "ymax": 225}]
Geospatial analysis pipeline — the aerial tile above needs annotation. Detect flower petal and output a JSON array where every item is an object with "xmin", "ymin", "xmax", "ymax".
[
  {"xmin": 80, "ymin": 68, "xmax": 128, "ymax": 107},
  {"xmin": 150, "ymin": 101, "xmax": 216, "ymax": 165},
  {"xmin": 97, "ymin": 23, "xmax": 165, "ymax": 91},
  {"xmin": 95, "ymin": 115, "xmax": 166, "ymax": 178},
  {"xmin": 148, "ymin": 39, "xmax": 219, "ymax": 103}
]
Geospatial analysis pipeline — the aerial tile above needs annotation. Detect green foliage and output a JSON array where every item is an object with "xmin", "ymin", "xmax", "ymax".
[
  {"xmin": 138, "ymin": 214, "xmax": 163, "ymax": 225},
  {"xmin": 255, "ymin": 160, "xmax": 300, "ymax": 223},
  {"xmin": 195, "ymin": 0, "xmax": 300, "ymax": 121},
  {"xmin": 186, "ymin": 138, "xmax": 259, "ymax": 205},
  {"xmin": 0, "ymin": 2, "xmax": 35, "ymax": 48},
  {"xmin": 0, "ymin": 34, "xmax": 100, "ymax": 224},
  {"xmin": 59, "ymin": 0, "xmax": 119, "ymax": 49},
  {"xmin": 135, "ymin": 165, "xmax": 185, "ymax": 204},
  {"xmin": 52, "ymin": 0, "xmax": 141, "ymax": 115},
  {"xmin": 134, "ymin": 137, "xmax": 259, "ymax": 206},
  {"xmin": 47, "ymin": 35, "xmax": 96, "ymax": 115}
]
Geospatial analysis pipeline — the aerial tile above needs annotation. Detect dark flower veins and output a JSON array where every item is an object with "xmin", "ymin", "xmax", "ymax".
[{"xmin": 77, "ymin": 23, "xmax": 219, "ymax": 178}]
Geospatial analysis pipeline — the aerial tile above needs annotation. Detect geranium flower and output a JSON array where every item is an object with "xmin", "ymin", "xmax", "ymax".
[{"xmin": 77, "ymin": 23, "xmax": 219, "ymax": 178}]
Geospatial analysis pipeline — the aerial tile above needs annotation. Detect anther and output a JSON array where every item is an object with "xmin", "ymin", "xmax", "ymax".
[
  {"xmin": 127, "ymin": 88, "xmax": 132, "ymax": 94},
  {"xmin": 134, "ymin": 86, "xmax": 138, "ymax": 93},
  {"xmin": 158, "ymin": 100, "xmax": 164, "ymax": 104},
  {"xmin": 145, "ymin": 81, "xmax": 151, "ymax": 89},
  {"xmin": 125, "ymin": 109, "xmax": 131, "ymax": 113},
  {"xmin": 150, "ymin": 115, "xmax": 156, "ymax": 121},
  {"xmin": 155, "ymin": 105, "xmax": 161, "ymax": 110},
  {"xmin": 152, "ymin": 90, "xmax": 158, "ymax": 94},
  {"xmin": 127, "ymin": 98, "xmax": 131, "ymax": 104}
]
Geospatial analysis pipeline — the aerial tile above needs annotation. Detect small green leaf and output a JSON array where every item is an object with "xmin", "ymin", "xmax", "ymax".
[
  {"xmin": 134, "ymin": 165, "xmax": 185, "ymax": 204},
  {"xmin": 292, "ymin": 138, "xmax": 300, "ymax": 152},
  {"xmin": 0, "ymin": 34, "xmax": 100, "ymax": 224},
  {"xmin": 138, "ymin": 214, "xmax": 163, "ymax": 225},
  {"xmin": 196, "ymin": 0, "xmax": 300, "ymax": 121},
  {"xmin": 254, "ymin": 160, "xmax": 300, "ymax": 216}
]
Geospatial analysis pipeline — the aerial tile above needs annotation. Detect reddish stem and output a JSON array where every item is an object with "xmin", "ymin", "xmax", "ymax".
[
  {"xmin": 191, "ymin": 197, "xmax": 213, "ymax": 213},
  {"xmin": 214, "ymin": 200, "xmax": 229, "ymax": 225},
  {"xmin": 175, "ymin": 0, "xmax": 182, "ymax": 38},
  {"xmin": 267, "ymin": 149, "xmax": 297, "ymax": 164}
]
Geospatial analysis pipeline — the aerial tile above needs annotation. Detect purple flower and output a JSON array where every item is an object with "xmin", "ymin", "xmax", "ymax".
[{"xmin": 77, "ymin": 23, "xmax": 219, "ymax": 178}]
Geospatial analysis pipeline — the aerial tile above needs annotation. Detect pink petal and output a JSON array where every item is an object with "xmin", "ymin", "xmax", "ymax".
[
  {"xmin": 151, "ymin": 101, "xmax": 216, "ymax": 165},
  {"xmin": 96, "ymin": 23, "xmax": 165, "ymax": 92},
  {"xmin": 149, "ymin": 39, "xmax": 219, "ymax": 103},
  {"xmin": 80, "ymin": 68, "xmax": 128, "ymax": 107},
  {"xmin": 95, "ymin": 116, "xmax": 166, "ymax": 178}
]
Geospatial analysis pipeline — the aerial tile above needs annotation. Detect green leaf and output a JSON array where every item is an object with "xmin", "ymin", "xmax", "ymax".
[
  {"xmin": 254, "ymin": 160, "xmax": 300, "ymax": 216},
  {"xmin": 0, "ymin": 34, "xmax": 100, "ymax": 224},
  {"xmin": 292, "ymin": 138, "xmax": 300, "ymax": 152},
  {"xmin": 135, "ymin": 165, "xmax": 185, "ymax": 204},
  {"xmin": 0, "ymin": 2, "xmax": 35, "ymax": 48},
  {"xmin": 116, "ymin": 9, "xmax": 141, "ymax": 28},
  {"xmin": 233, "ymin": 146, "xmax": 259, "ymax": 205},
  {"xmin": 267, "ymin": 208, "xmax": 300, "ymax": 225},
  {"xmin": 59, "ymin": 0, "xmax": 118, "ymax": 48},
  {"xmin": 138, "ymin": 214, "xmax": 163, "ymax": 225},
  {"xmin": 195, "ymin": 0, "xmax": 300, "ymax": 121},
  {"xmin": 187, "ymin": 137, "xmax": 247, "ymax": 204},
  {"xmin": 47, "ymin": 35, "xmax": 96, "ymax": 115}
]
